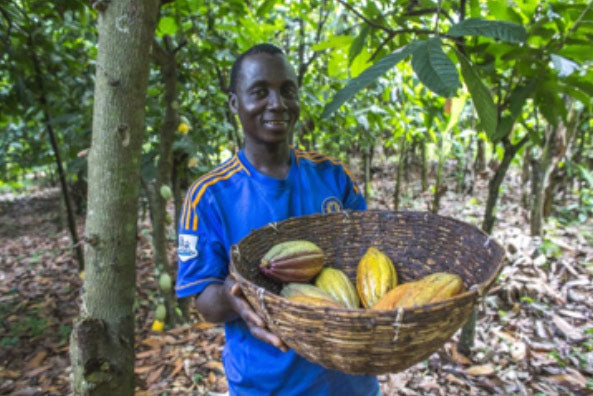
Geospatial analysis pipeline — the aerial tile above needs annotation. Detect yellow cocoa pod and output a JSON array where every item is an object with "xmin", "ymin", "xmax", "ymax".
[
  {"xmin": 288, "ymin": 295, "xmax": 342, "ymax": 308},
  {"xmin": 260, "ymin": 240, "xmax": 325, "ymax": 283},
  {"xmin": 427, "ymin": 272, "xmax": 464, "ymax": 303},
  {"xmin": 394, "ymin": 272, "xmax": 464, "ymax": 308},
  {"xmin": 315, "ymin": 267, "xmax": 360, "ymax": 308},
  {"xmin": 280, "ymin": 283, "xmax": 336, "ymax": 302},
  {"xmin": 356, "ymin": 246, "xmax": 397, "ymax": 308},
  {"xmin": 371, "ymin": 282, "xmax": 417, "ymax": 310}
]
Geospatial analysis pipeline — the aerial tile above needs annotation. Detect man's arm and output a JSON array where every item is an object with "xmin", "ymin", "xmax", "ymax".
[{"xmin": 195, "ymin": 277, "xmax": 288, "ymax": 352}]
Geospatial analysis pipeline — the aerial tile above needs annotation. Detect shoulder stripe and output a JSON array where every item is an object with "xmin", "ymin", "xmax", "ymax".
[
  {"xmin": 186, "ymin": 165, "xmax": 245, "ymax": 232},
  {"xmin": 181, "ymin": 156, "xmax": 239, "ymax": 230},
  {"xmin": 191, "ymin": 165, "xmax": 243, "ymax": 209},
  {"xmin": 183, "ymin": 160, "xmax": 241, "ymax": 230},
  {"xmin": 295, "ymin": 149, "xmax": 360, "ymax": 194}
]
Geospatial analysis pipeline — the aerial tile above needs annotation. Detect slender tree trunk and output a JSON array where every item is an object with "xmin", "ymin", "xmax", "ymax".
[
  {"xmin": 393, "ymin": 135, "xmax": 406, "ymax": 210},
  {"xmin": 149, "ymin": 37, "xmax": 183, "ymax": 325},
  {"xmin": 482, "ymin": 136, "xmax": 529, "ymax": 234},
  {"xmin": 474, "ymin": 138, "xmax": 486, "ymax": 175},
  {"xmin": 521, "ymin": 145, "xmax": 532, "ymax": 210},
  {"xmin": 531, "ymin": 122, "xmax": 566, "ymax": 235},
  {"xmin": 30, "ymin": 49, "xmax": 84, "ymax": 270},
  {"xmin": 421, "ymin": 139, "xmax": 428, "ymax": 192},
  {"xmin": 432, "ymin": 137, "xmax": 445, "ymax": 214},
  {"xmin": 363, "ymin": 145, "xmax": 371, "ymax": 200},
  {"xmin": 70, "ymin": 2, "xmax": 159, "ymax": 395}
]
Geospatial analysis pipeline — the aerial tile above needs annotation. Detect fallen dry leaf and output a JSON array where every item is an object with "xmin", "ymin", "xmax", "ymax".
[
  {"xmin": 552, "ymin": 314, "xmax": 585, "ymax": 341},
  {"xmin": 25, "ymin": 350, "xmax": 47, "ymax": 369},
  {"xmin": 466, "ymin": 364, "xmax": 495, "ymax": 377}
]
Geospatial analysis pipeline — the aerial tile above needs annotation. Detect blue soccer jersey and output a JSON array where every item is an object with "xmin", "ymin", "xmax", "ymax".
[{"xmin": 176, "ymin": 148, "xmax": 378, "ymax": 396}]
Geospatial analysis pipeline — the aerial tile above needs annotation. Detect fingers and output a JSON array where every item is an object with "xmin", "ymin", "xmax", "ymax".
[
  {"xmin": 248, "ymin": 325, "xmax": 289, "ymax": 352},
  {"xmin": 228, "ymin": 282, "xmax": 289, "ymax": 352}
]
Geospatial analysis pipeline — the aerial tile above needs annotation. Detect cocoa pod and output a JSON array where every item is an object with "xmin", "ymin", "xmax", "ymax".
[
  {"xmin": 315, "ymin": 267, "xmax": 360, "ymax": 308},
  {"xmin": 356, "ymin": 246, "xmax": 397, "ymax": 308},
  {"xmin": 259, "ymin": 240, "xmax": 325, "ymax": 283},
  {"xmin": 371, "ymin": 282, "xmax": 418, "ymax": 310},
  {"xmin": 393, "ymin": 272, "xmax": 464, "ymax": 308},
  {"xmin": 288, "ymin": 295, "xmax": 342, "ymax": 308},
  {"xmin": 280, "ymin": 283, "xmax": 335, "ymax": 302}
]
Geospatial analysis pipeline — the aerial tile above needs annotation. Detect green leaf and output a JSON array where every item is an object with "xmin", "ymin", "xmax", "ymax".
[
  {"xmin": 456, "ymin": 50, "xmax": 497, "ymax": 140},
  {"xmin": 349, "ymin": 25, "xmax": 370, "ymax": 66},
  {"xmin": 256, "ymin": 0, "xmax": 277, "ymax": 17},
  {"xmin": 447, "ymin": 18, "xmax": 527, "ymax": 43},
  {"xmin": 322, "ymin": 42, "xmax": 419, "ymax": 118},
  {"xmin": 157, "ymin": 17, "xmax": 178, "ymax": 36},
  {"xmin": 508, "ymin": 80, "xmax": 537, "ymax": 120},
  {"xmin": 411, "ymin": 38, "xmax": 461, "ymax": 97}
]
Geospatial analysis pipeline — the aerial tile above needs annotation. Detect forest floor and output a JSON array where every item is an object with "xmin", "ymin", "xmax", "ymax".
[{"xmin": 0, "ymin": 164, "xmax": 592, "ymax": 396}]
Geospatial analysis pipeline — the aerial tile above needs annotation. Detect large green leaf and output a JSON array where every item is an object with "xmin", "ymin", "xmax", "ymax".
[
  {"xmin": 456, "ymin": 50, "xmax": 497, "ymax": 140},
  {"xmin": 447, "ymin": 18, "xmax": 527, "ymax": 43},
  {"xmin": 321, "ymin": 42, "xmax": 419, "ymax": 118},
  {"xmin": 349, "ymin": 24, "xmax": 370, "ymax": 66},
  {"xmin": 411, "ymin": 38, "xmax": 460, "ymax": 97}
]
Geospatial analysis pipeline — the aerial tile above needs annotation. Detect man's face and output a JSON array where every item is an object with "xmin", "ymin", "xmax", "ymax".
[{"xmin": 229, "ymin": 53, "xmax": 300, "ymax": 145}]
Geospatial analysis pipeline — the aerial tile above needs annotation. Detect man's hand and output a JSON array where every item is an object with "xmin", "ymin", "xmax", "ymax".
[{"xmin": 223, "ymin": 276, "xmax": 289, "ymax": 352}]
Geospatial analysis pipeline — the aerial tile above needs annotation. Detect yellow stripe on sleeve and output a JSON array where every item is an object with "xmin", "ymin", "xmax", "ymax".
[{"xmin": 181, "ymin": 156, "xmax": 238, "ymax": 230}]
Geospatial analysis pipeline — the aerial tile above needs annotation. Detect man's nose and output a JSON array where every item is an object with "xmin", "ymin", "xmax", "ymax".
[{"xmin": 267, "ymin": 90, "xmax": 287, "ymax": 110}]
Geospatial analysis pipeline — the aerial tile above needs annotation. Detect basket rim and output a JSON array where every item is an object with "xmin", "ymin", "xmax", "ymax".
[{"xmin": 229, "ymin": 209, "xmax": 505, "ymax": 313}]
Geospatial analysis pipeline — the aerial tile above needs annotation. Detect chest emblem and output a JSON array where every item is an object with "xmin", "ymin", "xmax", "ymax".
[{"xmin": 322, "ymin": 196, "xmax": 343, "ymax": 213}]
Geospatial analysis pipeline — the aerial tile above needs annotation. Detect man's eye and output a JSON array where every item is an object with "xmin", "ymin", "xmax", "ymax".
[
  {"xmin": 283, "ymin": 87, "xmax": 298, "ymax": 98},
  {"xmin": 252, "ymin": 88, "xmax": 267, "ymax": 97}
]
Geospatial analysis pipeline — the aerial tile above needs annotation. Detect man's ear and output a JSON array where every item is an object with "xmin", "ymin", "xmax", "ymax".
[{"xmin": 228, "ymin": 93, "xmax": 238, "ymax": 115}]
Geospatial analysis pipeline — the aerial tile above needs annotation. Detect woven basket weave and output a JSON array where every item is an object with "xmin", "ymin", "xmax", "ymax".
[{"xmin": 230, "ymin": 210, "xmax": 505, "ymax": 375}]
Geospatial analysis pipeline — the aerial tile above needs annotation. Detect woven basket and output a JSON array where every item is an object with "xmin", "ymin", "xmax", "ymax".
[{"xmin": 230, "ymin": 210, "xmax": 505, "ymax": 375}]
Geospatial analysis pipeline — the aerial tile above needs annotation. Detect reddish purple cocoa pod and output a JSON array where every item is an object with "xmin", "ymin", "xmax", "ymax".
[{"xmin": 259, "ymin": 240, "xmax": 326, "ymax": 283}]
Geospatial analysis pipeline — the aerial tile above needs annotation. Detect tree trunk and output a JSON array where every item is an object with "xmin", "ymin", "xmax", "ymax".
[
  {"xmin": 482, "ymin": 136, "xmax": 529, "ymax": 234},
  {"xmin": 393, "ymin": 135, "xmax": 406, "ymax": 210},
  {"xmin": 150, "ymin": 37, "xmax": 183, "ymax": 325},
  {"xmin": 432, "ymin": 137, "xmax": 445, "ymax": 214},
  {"xmin": 70, "ymin": 2, "xmax": 159, "ymax": 395},
  {"xmin": 30, "ymin": 47, "xmax": 84, "ymax": 270},
  {"xmin": 421, "ymin": 139, "xmax": 428, "ymax": 192},
  {"xmin": 474, "ymin": 138, "xmax": 486, "ymax": 175},
  {"xmin": 363, "ymin": 145, "xmax": 371, "ymax": 200},
  {"xmin": 521, "ymin": 145, "xmax": 532, "ymax": 210},
  {"xmin": 531, "ymin": 122, "xmax": 565, "ymax": 235}
]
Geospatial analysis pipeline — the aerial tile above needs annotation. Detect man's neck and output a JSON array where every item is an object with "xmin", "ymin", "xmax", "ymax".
[{"xmin": 244, "ymin": 141, "xmax": 291, "ymax": 179}]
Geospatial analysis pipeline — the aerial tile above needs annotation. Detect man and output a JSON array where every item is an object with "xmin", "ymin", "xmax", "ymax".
[{"xmin": 176, "ymin": 43, "xmax": 379, "ymax": 395}]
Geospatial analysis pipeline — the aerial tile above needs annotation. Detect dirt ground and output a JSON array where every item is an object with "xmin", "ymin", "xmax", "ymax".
[{"xmin": 1, "ymin": 166, "xmax": 592, "ymax": 395}]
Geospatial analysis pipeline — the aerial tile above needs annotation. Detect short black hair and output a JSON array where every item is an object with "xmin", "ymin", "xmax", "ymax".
[{"xmin": 229, "ymin": 43, "xmax": 285, "ymax": 93}]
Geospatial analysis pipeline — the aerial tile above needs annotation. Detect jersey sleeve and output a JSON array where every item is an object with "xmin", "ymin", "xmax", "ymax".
[
  {"xmin": 175, "ymin": 189, "xmax": 228, "ymax": 298},
  {"xmin": 339, "ymin": 164, "xmax": 367, "ymax": 210}
]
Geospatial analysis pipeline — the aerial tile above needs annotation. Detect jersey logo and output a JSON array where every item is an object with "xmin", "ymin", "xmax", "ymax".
[
  {"xmin": 178, "ymin": 234, "xmax": 198, "ymax": 262},
  {"xmin": 322, "ymin": 196, "xmax": 343, "ymax": 213}
]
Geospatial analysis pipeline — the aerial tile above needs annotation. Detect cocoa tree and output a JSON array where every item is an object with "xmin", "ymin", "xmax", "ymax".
[{"xmin": 69, "ymin": 1, "xmax": 160, "ymax": 394}]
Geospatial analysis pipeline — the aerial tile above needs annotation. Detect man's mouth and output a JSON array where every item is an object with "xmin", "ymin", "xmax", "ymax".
[{"xmin": 263, "ymin": 120, "xmax": 289, "ymax": 126}]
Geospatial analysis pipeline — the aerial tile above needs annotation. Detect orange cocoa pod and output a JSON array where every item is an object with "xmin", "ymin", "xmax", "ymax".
[
  {"xmin": 288, "ymin": 295, "xmax": 343, "ymax": 308},
  {"xmin": 395, "ymin": 272, "xmax": 464, "ymax": 308},
  {"xmin": 371, "ymin": 282, "xmax": 417, "ymax": 310},
  {"xmin": 356, "ymin": 247, "xmax": 397, "ymax": 308}
]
